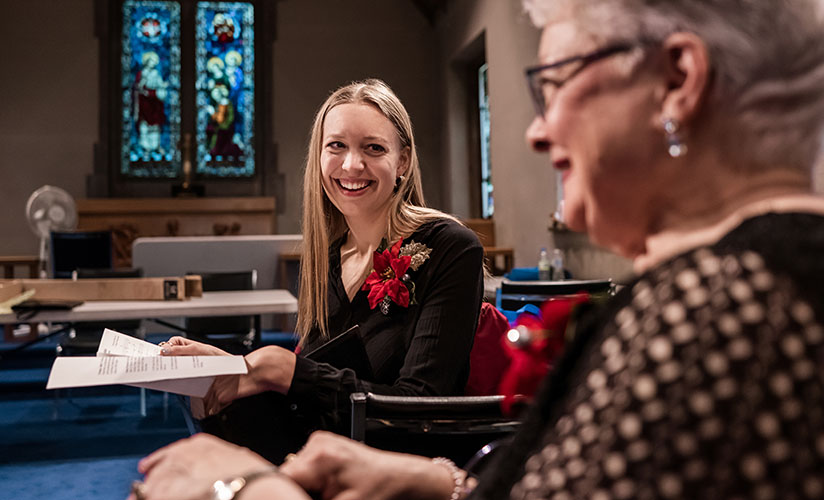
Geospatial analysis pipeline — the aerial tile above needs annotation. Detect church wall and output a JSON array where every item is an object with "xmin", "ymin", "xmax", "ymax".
[{"xmin": 0, "ymin": 0, "xmax": 441, "ymax": 254}]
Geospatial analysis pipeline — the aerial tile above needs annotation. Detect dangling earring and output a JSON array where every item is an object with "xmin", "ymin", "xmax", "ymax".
[
  {"xmin": 663, "ymin": 117, "xmax": 687, "ymax": 158},
  {"xmin": 393, "ymin": 175, "xmax": 405, "ymax": 194}
]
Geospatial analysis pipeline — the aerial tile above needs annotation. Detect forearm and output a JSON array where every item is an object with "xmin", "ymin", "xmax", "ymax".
[
  {"xmin": 235, "ymin": 472, "xmax": 311, "ymax": 500},
  {"xmin": 242, "ymin": 346, "xmax": 297, "ymax": 395}
]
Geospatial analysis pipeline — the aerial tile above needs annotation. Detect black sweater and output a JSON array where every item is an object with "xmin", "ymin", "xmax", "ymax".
[{"xmin": 288, "ymin": 218, "xmax": 485, "ymax": 433}]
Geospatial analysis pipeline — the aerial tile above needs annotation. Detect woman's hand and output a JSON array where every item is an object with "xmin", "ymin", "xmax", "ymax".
[
  {"xmin": 201, "ymin": 345, "xmax": 297, "ymax": 416},
  {"xmin": 281, "ymin": 431, "xmax": 457, "ymax": 500},
  {"xmin": 160, "ymin": 336, "xmax": 229, "ymax": 357},
  {"xmin": 129, "ymin": 433, "xmax": 310, "ymax": 500}
]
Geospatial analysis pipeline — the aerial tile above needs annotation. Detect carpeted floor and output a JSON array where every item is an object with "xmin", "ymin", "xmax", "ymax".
[
  {"xmin": 1, "ymin": 380, "xmax": 190, "ymax": 499},
  {"xmin": 0, "ymin": 331, "xmax": 297, "ymax": 500}
]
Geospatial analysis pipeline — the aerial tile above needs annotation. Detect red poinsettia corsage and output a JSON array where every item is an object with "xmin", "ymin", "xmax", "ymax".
[
  {"xmin": 362, "ymin": 238, "xmax": 431, "ymax": 315},
  {"xmin": 363, "ymin": 239, "xmax": 411, "ymax": 310}
]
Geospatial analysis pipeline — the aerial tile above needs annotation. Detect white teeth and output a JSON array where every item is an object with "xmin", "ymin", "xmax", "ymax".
[{"xmin": 339, "ymin": 179, "xmax": 370, "ymax": 190}]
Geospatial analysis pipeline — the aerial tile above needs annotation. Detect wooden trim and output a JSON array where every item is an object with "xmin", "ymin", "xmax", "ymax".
[
  {"xmin": 77, "ymin": 197, "xmax": 276, "ymax": 215},
  {"xmin": 1, "ymin": 276, "xmax": 202, "ymax": 301}
]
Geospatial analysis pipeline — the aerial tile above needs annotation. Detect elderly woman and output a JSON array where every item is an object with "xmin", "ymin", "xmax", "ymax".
[{"xmin": 130, "ymin": 1, "xmax": 824, "ymax": 499}]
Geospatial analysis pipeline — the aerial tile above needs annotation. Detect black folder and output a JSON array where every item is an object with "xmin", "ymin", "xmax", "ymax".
[{"xmin": 304, "ymin": 325, "xmax": 373, "ymax": 379}]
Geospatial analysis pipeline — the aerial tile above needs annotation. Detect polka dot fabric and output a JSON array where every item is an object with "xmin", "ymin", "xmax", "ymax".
[{"xmin": 509, "ymin": 247, "xmax": 824, "ymax": 500}]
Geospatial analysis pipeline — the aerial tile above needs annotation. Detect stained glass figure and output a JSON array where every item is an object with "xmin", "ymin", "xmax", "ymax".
[
  {"xmin": 195, "ymin": 2, "xmax": 255, "ymax": 177},
  {"xmin": 121, "ymin": 0, "xmax": 181, "ymax": 178}
]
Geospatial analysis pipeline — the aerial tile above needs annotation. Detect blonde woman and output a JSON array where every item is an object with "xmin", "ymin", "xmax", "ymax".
[{"xmin": 162, "ymin": 79, "xmax": 484, "ymax": 462}]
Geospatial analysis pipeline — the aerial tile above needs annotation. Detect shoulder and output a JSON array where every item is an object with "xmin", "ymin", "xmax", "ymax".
[{"xmin": 410, "ymin": 217, "xmax": 482, "ymax": 250}]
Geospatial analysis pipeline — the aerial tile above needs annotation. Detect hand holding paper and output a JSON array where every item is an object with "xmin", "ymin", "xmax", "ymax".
[{"xmin": 46, "ymin": 329, "xmax": 247, "ymax": 397}]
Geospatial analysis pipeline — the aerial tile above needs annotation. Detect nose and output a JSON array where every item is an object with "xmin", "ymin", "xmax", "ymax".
[
  {"xmin": 526, "ymin": 115, "xmax": 551, "ymax": 153},
  {"xmin": 342, "ymin": 151, "xmax": 364, "ymax": 173}
]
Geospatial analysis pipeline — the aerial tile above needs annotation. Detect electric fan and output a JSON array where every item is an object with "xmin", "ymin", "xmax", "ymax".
[{"xmin": 25, "ymin": 185, "xmax": 78, "ymax": 278}]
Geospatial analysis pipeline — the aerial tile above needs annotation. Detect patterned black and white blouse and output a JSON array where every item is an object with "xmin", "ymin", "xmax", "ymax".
[{"xmin": 475, "ymin": 213, "xmax": 824, "ymax": 500}]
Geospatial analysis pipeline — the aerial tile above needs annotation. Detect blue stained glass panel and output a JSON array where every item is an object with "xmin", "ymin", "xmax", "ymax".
[
  {"xmin": 195, "ymin": 2, "xmax": 255, "ymax": 177},
  {"xmin": 121, "ymin": 0, "xmax": 181, "ymax": 178},
  {"xmin": 478, "ymin": 63, "xmax": 493, "ymax": 218}
]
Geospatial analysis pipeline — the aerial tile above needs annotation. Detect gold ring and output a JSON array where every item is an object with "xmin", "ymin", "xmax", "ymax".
[
  {"xmin": 284, "ymin": 453, "xmax": 297, "ymax": 464},
  {"xmin": 158, "ymin": 341, "xmax": 168, "ymax": 347},
  {"xmin": 131, "ymin": 480, "xmax": 148, "ymax": 500}
]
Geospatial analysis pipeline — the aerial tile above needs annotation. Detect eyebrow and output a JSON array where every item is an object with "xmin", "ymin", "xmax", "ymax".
[{"xmin": 323, "ymin": 134, "xmax": 391, "ymax": 143}]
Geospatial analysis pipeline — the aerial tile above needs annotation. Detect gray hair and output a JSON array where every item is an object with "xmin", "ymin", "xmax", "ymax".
[{"xmin": 524, "ymin": 0, "xmax": 824, "ymax": 173}]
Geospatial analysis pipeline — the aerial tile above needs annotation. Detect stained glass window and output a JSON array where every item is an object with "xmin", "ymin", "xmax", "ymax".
[
  {"xmin": 195, "ymin": 2, "xmax": 255, "ymax": 177},
  {"xmin": 121, "ymin": 1, "xmax": 181, "ymax": 178},
  {"xmin": 478, "ymin": 63, "xmax": 493, "ymax": 218}
]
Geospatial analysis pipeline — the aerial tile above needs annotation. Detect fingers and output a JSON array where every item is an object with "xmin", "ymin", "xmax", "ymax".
[
  {"xmin": 280, "ymin": 432, "xmax": 343, "ymax": 492},
  {"xmin": 161, "ymin": 343, "xmax": 208, "ymax": 356},
  {"xmin": 138, "ymin": 442, "xmax": 171, "ymax": 474}
]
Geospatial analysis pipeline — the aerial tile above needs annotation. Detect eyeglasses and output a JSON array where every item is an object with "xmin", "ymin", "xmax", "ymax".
[{"xmin": 525, "ymin": 43, "xmax": 637, "ymax": 117}]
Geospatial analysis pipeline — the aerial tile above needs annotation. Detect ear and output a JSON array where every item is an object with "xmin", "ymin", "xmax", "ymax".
[
  {"xmin": 397, "ymin": 147, "xmax": 411, "ymax": 177},
  {"xmin": 658, "ymin": 32, "xmax": 711, "ymax": 125}
]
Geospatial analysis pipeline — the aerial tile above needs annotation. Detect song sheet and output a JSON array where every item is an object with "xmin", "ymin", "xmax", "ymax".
[{"xmin": 46, "ymin": 329, "xmax": 247, "ymax": 397}]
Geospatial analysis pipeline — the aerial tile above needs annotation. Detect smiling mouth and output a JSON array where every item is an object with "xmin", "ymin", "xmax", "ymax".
[{"xmin": 336, "ymin": 178, "xmax": 373, "ymax": 192}]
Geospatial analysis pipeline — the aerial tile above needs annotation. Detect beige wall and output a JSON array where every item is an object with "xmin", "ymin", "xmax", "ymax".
[
  {"xmin": 435, "ymin": 0, "xmax": 633, "ymax": 280},
  {"xmin": 0, "ymin": 0, "xmax": 98, "ymax": 256},
  {"xmin": 438, "ymin": 0, "xmax": 549, "ymax": 267},
  {"xmin": 273, "ymin": 0, "xmax": 441, "ymax": 234},
  {"xmin": 0, "ymin": 0, "xmax": 441, "ymax": 253}
]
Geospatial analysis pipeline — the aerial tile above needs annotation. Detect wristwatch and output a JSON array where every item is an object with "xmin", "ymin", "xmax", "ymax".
[{"xmin": 212, "ymin": 467, "xmax": 279, "ymax": 500}]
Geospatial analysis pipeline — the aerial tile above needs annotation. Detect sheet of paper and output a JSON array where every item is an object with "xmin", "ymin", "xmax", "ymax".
[
  {"xmin": 46, "ymin": 328, "xmax": 247, "ymax": 397},
  {"xmin": 130, "ymin": 378, "xmax": 215, "ymax": 398},
  {"xmin": 97, "ymin": 328, "xmax": 162, "ymax": 357}
]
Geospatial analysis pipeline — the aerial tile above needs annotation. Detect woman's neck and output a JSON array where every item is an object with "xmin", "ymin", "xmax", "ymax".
[
  {"xmin": 635, "ymin": 167, "xmax": 821, "ymax": 273},
  {"xmin": 342, "ymin": 210, "xmax": 390, "ymax": 256}
]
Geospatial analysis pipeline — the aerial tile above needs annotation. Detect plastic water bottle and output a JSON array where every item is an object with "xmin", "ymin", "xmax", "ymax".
[
  {"xmin": 551, "ymin": 248, "xmax": 565, "ymax": 281},
  {"xmin": 538, "ymin": 248, "xmax": 551, "ymax": 281}
]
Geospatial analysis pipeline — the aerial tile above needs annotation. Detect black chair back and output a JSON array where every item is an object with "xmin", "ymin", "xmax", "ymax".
[
  {"xmin": 185, "ymin": 270, "xmax": 259, "ymax": 354},
  {"xmin": 50, "ymin": 231, "xmax": 113, "ymax": 279}
]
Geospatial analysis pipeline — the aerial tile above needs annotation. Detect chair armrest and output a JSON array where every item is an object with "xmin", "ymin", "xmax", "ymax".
[
  {"xmin": 355, "ymin": 392, "xmax": 506, "ymax": 418},
  {"xmin": 350, "ymin": 392, "xmax": 518, "ymax": 442}
]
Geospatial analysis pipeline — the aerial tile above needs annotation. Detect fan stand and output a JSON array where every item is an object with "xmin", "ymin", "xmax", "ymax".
[{"xmin": 38, "ymin": 235, "xmax": 49, "ymax": 279}]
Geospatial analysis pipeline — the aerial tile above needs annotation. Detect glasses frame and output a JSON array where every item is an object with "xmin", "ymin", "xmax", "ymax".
[{"xmin": 525, "ymin": 43, "xmax": 638, "ymax": 117}]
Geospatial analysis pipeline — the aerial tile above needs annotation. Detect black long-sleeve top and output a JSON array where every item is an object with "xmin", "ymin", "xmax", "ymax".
[{"xmin": 286, "ymin": 218, "xmax": 485, "ymax": 433}]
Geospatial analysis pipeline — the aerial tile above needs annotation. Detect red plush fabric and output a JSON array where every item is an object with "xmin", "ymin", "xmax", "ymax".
[
  {"xmin": 498, "ymin": 294, "xmax": 589, "ymax": 415},
  {"xmin": 465, "ymin": 302, "xmax": 513, "ymax": 396}
]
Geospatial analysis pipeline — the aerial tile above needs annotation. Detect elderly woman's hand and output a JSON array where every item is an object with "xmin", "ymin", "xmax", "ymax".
[
  {"xmin": 129, "ymin": 433, "xmax": 309, "ymax": 500},
  {"xmin": 200, "ymin": 345, "xmax": 297, "ymax": 416},
  {"xmin": 281, "ymin": 431, "xmax": 458, "ymax": 500}
]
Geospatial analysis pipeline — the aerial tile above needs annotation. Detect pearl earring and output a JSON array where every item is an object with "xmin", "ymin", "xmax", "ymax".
[{"xmin": 663, "ymin": 117, "xmax": 687, "ymax": 158}]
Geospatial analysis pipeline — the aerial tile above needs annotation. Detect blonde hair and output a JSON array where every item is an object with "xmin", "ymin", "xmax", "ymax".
[{"xmin": 297, "ymin": 79, "xmax": 456, "ymax": 341}]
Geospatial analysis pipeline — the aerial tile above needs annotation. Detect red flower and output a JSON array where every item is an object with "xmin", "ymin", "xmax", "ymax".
[{"xmin": 362, "ymin": 239, "xmax": 412, "ymax": 309}]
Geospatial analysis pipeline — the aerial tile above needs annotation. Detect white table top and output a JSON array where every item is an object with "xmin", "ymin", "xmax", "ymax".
[{"xmin": 0, "ymin": 290, "xmax": 297, "ymax": 324}]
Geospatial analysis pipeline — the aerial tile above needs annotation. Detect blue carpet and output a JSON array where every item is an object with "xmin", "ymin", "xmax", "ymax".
[
  {"xmin": 0, "ymin": 329, "xmax": 298, "ymax": 499},
  {"xmin": 0, "ymin": 456, "xmax": 144, "ymax": 499},
  {"xmin": 0, "ymin": 388, "xmax": 190, "ymax": 499}
]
